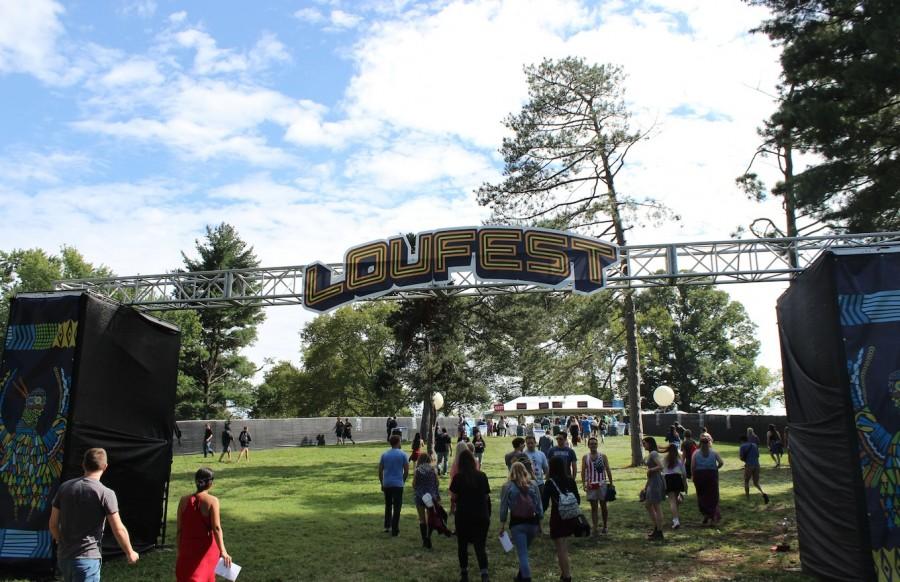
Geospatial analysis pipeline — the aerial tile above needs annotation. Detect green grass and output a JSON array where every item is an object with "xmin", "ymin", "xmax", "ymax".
[{"xmin": 19, "ymin": 437, "xmax": 813, "ymax": 581}]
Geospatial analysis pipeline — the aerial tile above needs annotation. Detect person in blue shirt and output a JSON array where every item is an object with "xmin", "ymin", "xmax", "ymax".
[
  {"xmin": 738, "ymin": 435, "xmax": 769, "ymax": 504},
  {"xmin": 524, "ymin": 435, "xmax": 550, "ymax": 497},
  {"xmin": 580, "ymin": 416, "xmax": 592, "ymax": 441},
  {"xmin": 379, "ymin": 434, "xmax": 410, "ymax": 536}
]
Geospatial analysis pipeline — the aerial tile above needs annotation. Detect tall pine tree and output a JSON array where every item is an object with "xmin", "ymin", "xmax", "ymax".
[{"xmin": 180, "ymin": 223, "xmax": 265, "ymax": 418}]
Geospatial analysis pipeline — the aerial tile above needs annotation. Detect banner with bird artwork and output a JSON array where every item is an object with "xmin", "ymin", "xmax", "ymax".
[
  {"xmin": 837, "ymin": 251, "xmax": 900, "ymax": 582},
  {"xmin": 0, "ymin": 292, "xmax": 81, "ymax": 571}
]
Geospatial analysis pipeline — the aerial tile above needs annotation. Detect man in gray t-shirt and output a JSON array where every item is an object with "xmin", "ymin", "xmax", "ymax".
[{"xmin": 50, "ymin": 448, "xmax": 138, "ymax": 581}]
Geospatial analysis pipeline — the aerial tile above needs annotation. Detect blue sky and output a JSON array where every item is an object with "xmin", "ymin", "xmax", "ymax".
[{"xmin": 0, "ymin": 0, "xmax": 795, "ymax": 388}]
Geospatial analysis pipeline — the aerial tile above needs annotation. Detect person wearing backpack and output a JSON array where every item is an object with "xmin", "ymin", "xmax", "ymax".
[
  {"xmin": 499, "ymin": 462, "xmax": 543, "ymax": 582},
  {"xmin": 542, "ymin": 455, "xmax": 581, "ymax": 582}
]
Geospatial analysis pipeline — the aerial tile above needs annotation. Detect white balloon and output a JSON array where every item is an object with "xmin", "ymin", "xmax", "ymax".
[
  {"xmin": 432, "ymin": 392, "xmax": 444, "ymax": 410},
  {"xmin": 653, "ymin": 385, "xmax": 675, "ymax": 407}
]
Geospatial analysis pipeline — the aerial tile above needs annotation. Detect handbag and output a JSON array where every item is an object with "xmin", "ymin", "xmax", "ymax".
[
  {"xmin": 573, "ymin": 514, "xmax": 592, "ymax": 537},
  {"xmin": 549, "ymin": 479, "xmax": 582, "ymax": 520},
  {"xmin": 605, "ymin": 484, "xmax": 617, "ymax": 502}
]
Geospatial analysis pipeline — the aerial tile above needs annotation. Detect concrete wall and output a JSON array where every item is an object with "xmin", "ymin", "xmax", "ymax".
[
  {"xmin": 641, "ymin": 413, "xmax": 788, "ymax": 443},
  {"xmin": 172, "ymin": 413, "xmax": 788, "ymax": 454}
]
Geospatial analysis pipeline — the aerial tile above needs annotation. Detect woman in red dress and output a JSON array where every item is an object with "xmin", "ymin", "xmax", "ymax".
[{"xmin": 176, "ymin": 468, "xmax": 231, "ymax": 582}]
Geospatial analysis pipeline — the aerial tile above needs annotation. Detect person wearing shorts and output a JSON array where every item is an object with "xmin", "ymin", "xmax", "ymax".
[
  {"xmin": 662, "ymin": 444, "xmax": 687, "ymax": 529},
  {"xmin": 581, "ymin": 436, "xmax": 613, "ymax": 535},
  {"xmin": 641, "ymin": 437, "xmax": 666, "ymax": 541},
  {"xmin": 739, "ymin": 435, "xmax": 769, "ymax": 504},
  {"xmin": 237, "ymin": 426, "xmax": 251, "ymax": 462}
]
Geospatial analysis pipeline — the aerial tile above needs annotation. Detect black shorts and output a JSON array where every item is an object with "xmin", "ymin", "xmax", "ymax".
[{"xmin": 664, "ymin": 473, "xmax": 685, "ymax": 493}]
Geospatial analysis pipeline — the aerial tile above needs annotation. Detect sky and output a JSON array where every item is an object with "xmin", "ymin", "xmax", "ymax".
[{"xmin": 0, "ymin": 0, "xmax": 797, "ymax": 403}]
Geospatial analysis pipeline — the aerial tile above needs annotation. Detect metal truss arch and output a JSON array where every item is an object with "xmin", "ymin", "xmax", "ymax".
[{"xmin": 54, "ymin": 232, "xmax": 900, "ymax": 311}]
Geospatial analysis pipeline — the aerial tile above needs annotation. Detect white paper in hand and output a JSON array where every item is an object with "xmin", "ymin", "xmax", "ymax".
[
  {"xmin": 498, "ymin": 531, "xmax": 514, "ymax": 553},
  {"xmin": 215, "ymin": 557, "xmax": 241, "ymax": 581}
]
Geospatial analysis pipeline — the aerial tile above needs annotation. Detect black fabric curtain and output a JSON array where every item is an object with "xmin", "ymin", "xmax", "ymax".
[{"xmin": 777, "ymin": 253, "xmax": 875, "ymax": 581}]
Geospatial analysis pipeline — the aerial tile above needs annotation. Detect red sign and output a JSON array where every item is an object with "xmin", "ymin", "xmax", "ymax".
[{"xmin": 493, "ymin": 403, "xmax": 505, "ymax": 412}]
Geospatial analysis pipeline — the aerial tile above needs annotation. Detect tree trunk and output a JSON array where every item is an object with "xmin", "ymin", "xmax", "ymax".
[
  {"xmin": 601, "ymin": 152, "xmax": 644, "ymax": 466},
  {"xmin": 420, "ymin": 397, "xmax": 436, "ymax": 455},
  {"xmin": 622, "ymin": 289, "xmax": 644, "ymax": 466}
]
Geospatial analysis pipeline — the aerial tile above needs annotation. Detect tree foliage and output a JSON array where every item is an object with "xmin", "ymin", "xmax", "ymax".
[
  {"xmin": 300, "ymin": 302, "xmax": 405, "ymax": 417},
  {"xmin": 179, "ymin": 223, "xmax": 265, "ymax": 418},
  {"xmin": 635, "ymin": 285, "xmax": 774, "ymax": 413},
  {"xmin": 476, "ymin": 56, "xmax": 658, "ymax": 464},
  {"xmin": 0, "ymin": 246, "xmax": 113, "ymax": 341},
  {"xmin": 746, "ymin": 0, "xmax": 900, "ymax": 232}
]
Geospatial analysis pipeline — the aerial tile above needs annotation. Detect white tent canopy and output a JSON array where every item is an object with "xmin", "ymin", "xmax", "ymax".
[{"xmin": 488, "ymin": 394, "xmax": 623, "ymax": 417}]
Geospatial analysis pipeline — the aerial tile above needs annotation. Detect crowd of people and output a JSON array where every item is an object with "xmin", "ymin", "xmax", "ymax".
[
  {"xmin": 46, "ymin": 419, "xmax": 787, "ymax": 581},
  {"xmin": 377, "ymin": 421, "xmax": 786, "ymax": 582}
]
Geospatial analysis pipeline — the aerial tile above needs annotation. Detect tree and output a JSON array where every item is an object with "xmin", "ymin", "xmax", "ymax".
[
  {"xmin": 180, "ymin": 223, "xmax": 265, "ymax": 418},
  {"xmin": 746, "ymin": 0, "xmax": 900, "ymax": 232},
  {"xmin": 635, "ymin": 285, "xmax": 775, "ymax": 412},
  {"xmin": 386, "ymin": 295, "xmax": 489, "ymax": 453},
  {"xmin": 477, "ymin": 57, "xmax": 663, "ymax": 465},
  {"xmin": 0, "ymin": 246, "xmax": 113, "ymax": 341},
  {"xmin": 300, "ymin": 302, "xmax": 405, "ymax": 416},
  {"xmin": 251, "ymin": 361, "xmax": 308, "ymax": 418}
]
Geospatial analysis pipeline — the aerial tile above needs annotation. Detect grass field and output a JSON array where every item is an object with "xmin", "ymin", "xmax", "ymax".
[{"xmin": 31, "ymin": 436, "xmax": 813, "ymax": 581}]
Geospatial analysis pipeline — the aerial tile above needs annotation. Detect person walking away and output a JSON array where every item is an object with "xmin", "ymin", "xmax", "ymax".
[
  {"xmin": 641, "ymin": 437, "xmax": 666, "ymax": 540},
  {"xmin": 50, "ymin": 448, "xmax": 139, "ymax": 581},
  {"xmin": 581, "ymin": 436, "xmax": 613, "ymax": 535},
  {"xmin": 524, "ymin": 435, "xmax": 549, "ymax": 498},
  {"xmin": 413, "ymin": 453, "xmax": 440, "ymax": 549},
  {"xmin": 450, "ymin": 449, "xmax": 491, "ymax": 582},
  {"xmin": 681, "ymin": 430, "xmax": 698, "ymax": 479},
  {"xmin": 739, "ymin": 435, "xmax": 769, "ymax": 504},
  {"xmin": 203, "ymin": 423, "xmax": 213, "ymax": 458},
  {"xmin": 547, "ymin": 432, "xmax": 578, "ymax": 479},
  {"xmin": 747, "ymin": 427, "xmax": 760, "ymax": 445},
  {"xmin": 237, "ymin": 426, "xmax": 252, "ymax": 462},
  {"xmin": 175, "ymin": 468, "xmax": 231, "ymax": 581},
  {"xmin": 334, "ymin": 417, "xmax": 345, "ymax": 445},
  {"xmin": 662, "ymin": 443, "xmax": 687, "ymax": 529},
  {"xmin": 499, "ymin": 462, "xmax": 543, "ymax": 582},
  {"xmin": 410, "ymin": 432, "xmax": 423, "ymax": 465},
  {"xmin": 767, "ymin": 424, "xmax": 784, "ymax": 467},
  {"xmin": 542, "ymin": 456, "xmax": 580, "ymax": 582},
  {"xmin": 599, "ymin": 419, "xmax": 607, "ymax": 443},
  {"xmin": 343, "ymin": 418, "xmax": 355, "ymax": 445},
  {"xmin": 504, "ymin": 437, "xmax": 527, "ymax": 470},
  {"xmin": 379, "ymin": 434, "xmax": 409, "ymax": 536},
  {"xmin": 218, "ymin": 424, "xmax": 234, "ymax": 463},
  {"xmin": 386, "ymin": 416, "xmax": 398, "ymax": 442},
  {"xmin": 691, "ymin": 434, "xmax": 724, "ymax": 525},
  {"xmin": 580, "ymin": 416, "xmax": 592, "ymax": 443},
  {"xmin": 435, "ymin": 428, "xmax": 451, "ymax": 476},
  {"xmin": 568, "ymin": 418, "xmax": 580, "ymax": 447},
  {"xmin": 472, "ymin": 430, "xmax": 486, "ymax": 470},
  {"xmin": 664, "ymin": 425, "xmax": 681, "ymax": 449}
]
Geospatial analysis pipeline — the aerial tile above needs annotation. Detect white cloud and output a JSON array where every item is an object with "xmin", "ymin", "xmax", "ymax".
[
  {"xmin": 344, "ymin": 137, "xmax": 494, "ymax": 192},
  {"xmin": 0, "ymin": 0, "xmax": 72, "ymax": 84},
  {"xmin": 0, "ymin": 151, "xmax": 91, "ymax": 185},
  {"xmin": 169, "ymin": 11, "xmax": 187, "ymax": 23},
  {"xmin": 330, "ymin": 10, "xmax": 363, "ymax": 29},
  {"xmin": 119, "ymin": 0, "xmax": 157, "ymax": 19},
  {"xmin": 99, "ymin": 58, "xmax": 164, "ymax": 87},
  {"xmin": 293, "ymin": 7, "xmax": 325, "ymax": 24}
]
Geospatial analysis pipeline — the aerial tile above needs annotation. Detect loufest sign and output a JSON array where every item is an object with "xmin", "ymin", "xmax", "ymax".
[{"xmin": 302, "ymin": 226, "xmax": 620, "ymax": 312}]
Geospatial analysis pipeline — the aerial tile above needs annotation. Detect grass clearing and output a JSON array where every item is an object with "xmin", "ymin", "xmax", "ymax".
[{"xmin": 15, "ymin": 436, "xmax": 812, "ymax": 581}]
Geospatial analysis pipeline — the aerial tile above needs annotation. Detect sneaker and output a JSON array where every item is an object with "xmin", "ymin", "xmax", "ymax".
[
  {"xmin": 601, "ymin": 527, "xmax": 608, "ymax": 535},
  {"xmin": 672, "ymin": 518, "xmax": 680, "ymax": 530},
  {"xmin": 763, "ymin": 493, "xmax": 770, "ymax": 504}
]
